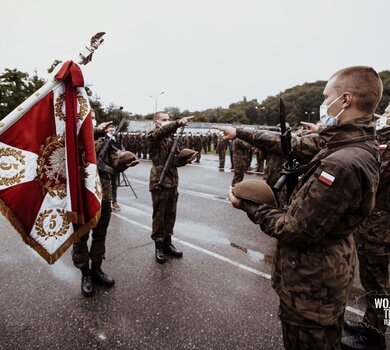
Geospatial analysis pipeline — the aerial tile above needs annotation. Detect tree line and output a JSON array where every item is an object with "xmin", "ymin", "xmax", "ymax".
[{"xmin": 1, "ymin": 64, "xmax": 389, "ymax": 126}]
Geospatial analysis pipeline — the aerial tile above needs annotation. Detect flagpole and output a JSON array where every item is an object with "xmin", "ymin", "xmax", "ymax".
[{"xmin": 0, "ymin": 32, "xmax": 105, "ymax": 134}]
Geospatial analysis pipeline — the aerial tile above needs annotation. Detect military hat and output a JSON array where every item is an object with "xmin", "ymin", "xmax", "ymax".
[
  {"xmin": 116, "ymin": 151, "xmax": 137, "ymax": 172},
  {"xmin": 178, "ymin": 148, "xmax": 196, "ymax": 161},
  {"xmin": 233, "ymin": 179, "xmax": 276, "ymax": 206}
]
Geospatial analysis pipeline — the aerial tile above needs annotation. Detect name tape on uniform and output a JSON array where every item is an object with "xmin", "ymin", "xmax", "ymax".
[{"xmin": 318, "ymin": 171, "xmax": 335, "ymax": 186}]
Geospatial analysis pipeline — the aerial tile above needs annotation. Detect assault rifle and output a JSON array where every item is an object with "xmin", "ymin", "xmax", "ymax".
[
  {"xmin": 157, "ymin": 125, "xmax": 185, "ymax": 187},
  {"xmin": 273, "ymin": 98, "xmax": 300, "ymax": 207},
  {"xmin": 97, "ymin": 117, "xmax": 128, "ymax": 175}
]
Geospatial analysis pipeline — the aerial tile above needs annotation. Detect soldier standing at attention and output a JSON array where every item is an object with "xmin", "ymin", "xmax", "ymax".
[
  {"xmin": 72, "ymin": 121, "xmax": 139, "ymax": 296},
  {"xmin": 217, "ymin": 66, "xmax": 383, "ymax": 349},
  {"xmin": 193, "ymin": 133, "xmax": 203, "ymax": 162},
  {"xmin": 342, "ymin": 103, "xmax": 390, "ymax": 350},
  {"xmin": 147, "ymin": 112, "xmax": 196, "ymax": 264},
  {"xmin": 216, "ymin": 133, "xmax": 228, "ymax": 171},
  {"xmin": 231, "ymin": 138, "xmax": 252, "ymax": 186}
]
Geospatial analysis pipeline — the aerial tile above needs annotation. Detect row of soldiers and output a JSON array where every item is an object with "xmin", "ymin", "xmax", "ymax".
[{"xmin": 120, "ymin": 131, "xmax": 218, "ymax": 162}]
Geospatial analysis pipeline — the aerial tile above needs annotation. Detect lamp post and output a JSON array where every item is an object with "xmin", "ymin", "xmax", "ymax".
[
  {"xmin": 304, "ymin": 111, "xmax": 315, "ymax": 122},
  {"xmin": 149, "ymin": 91, "xmax": 165, "ymax": 113}
]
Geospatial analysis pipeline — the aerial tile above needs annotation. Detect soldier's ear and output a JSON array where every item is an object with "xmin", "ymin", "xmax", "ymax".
[{"xmin": 341, "ymin": 92, "xmax": 353, "ymax": 109}]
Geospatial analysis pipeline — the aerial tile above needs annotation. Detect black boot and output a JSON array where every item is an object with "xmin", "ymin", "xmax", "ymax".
[
  {"xmin": 341, "ymin": 324, "xmax": 386, "ymax": 350},
  {"xmin": 344, "ymin": 320, "xmax": 373, "ymax": 336},
  {"xmin": 164, "ymin": 236, "xmax": 183, "ymax": 257},
  {"xmin": 155, "ymin": 242, "xmax": 166, "ymax": 264},
  {"xmin": 80, "ymin": 265, "xmax": 94, "ymax": 297},
  {"xmin": 341, "ymin": 334, "xmax": 386, "ymax": 350},
  {"xmin": 91, "ymin": 261, "xmax": 115, "ymax": 287}
]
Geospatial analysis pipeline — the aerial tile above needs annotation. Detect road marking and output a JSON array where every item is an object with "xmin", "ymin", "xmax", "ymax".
[
  {"xmin": 113, "ymin": 213, "xmax": 364, "ymax": 317},
  {"xmin": 127, "ymin": 178, "xmax": 230, "ymax": 203}
]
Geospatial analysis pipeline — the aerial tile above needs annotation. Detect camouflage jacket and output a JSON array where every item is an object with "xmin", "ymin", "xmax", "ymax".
[
  {"xmin": 94, "ymin": 131, "xmax": 119, "ymax": 202},
  {"xmin": 232, "ymin": 138, "xmax": 252, "ymax": 164},
  {"xmin": 216, "ymin": 137, "xmax": 228, "ymax": 152},
  {"xmin": 239, "ymin": 116, "xmax": 381, "ymax": 325},
  {"xmin": 236, "ymin": 128, "xmax": 323, "ymax": 165},
  {"xmin": 147, "ymin": 121, "xmax": 183, "ymax": 191},
  {"xmin": 354, "ymin": 126, "xmax": 390, "ymax": 254}
]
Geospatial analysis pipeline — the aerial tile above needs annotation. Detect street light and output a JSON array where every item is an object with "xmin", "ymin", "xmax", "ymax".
[
  {"xmin": 149, "ymin": 91, "xmax": 165, "ymax": 113},
  {"xmin": 304, "ymin": 111, "xmax": 315, "ymax": 122}
]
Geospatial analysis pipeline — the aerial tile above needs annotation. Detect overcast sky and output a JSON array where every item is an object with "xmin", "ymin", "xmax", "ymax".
[{"xmin": 0, "ymin": 0, "xmax": 388, "ymax": 114}]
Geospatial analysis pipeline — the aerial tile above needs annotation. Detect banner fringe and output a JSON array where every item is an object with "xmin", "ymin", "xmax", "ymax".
[{"xmin": 0, "ymin": 198, "xmax": 101, "ymax": 265}]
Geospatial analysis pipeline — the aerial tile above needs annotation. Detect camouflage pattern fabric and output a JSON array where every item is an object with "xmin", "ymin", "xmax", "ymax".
[
  {"xmin": 358, "ymin": 253, "xmax": 390, "ymax": 333},
  {"xmin": 72, "ymin": 131, "xmax": 118, "ymax": 268},
  {"xmin": 238, "ymin": 116, "xmax": 380, "ymax": 338},
  {"xmin": 351, "ymin": 127, "xmax": 390, "ymax": 333},
  {"xmin": 216, "ymin": 136, "xmax": 228, "ymax": 169},
  {"xmin": 147, "ymin": 122, "xmax": 183, "ymax": 242},
  {"xmin": 232, "ymin": 139, "xmax": 252, "ymax": 186},
  {"xmin": 151, "ymin": 188, "xmax": 178, "ymax": 242},
  {"xmin": 72, "ymin": 201, "xmax": 112, "ymax": 268},
  {"xmin": 147, "ymin": 121, "xmax": 181, "ymax": 191}
]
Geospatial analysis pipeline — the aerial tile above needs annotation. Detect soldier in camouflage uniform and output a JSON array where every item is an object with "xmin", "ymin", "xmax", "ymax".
[
  {"xmin": 140, "ymin": 132, "xmax": 148, "ymax": 159},
  {"xmin": 72, "ymin": 121, "xmax": 138, "ymax": 297},
  {"xmin": 342, "ymin": 105, "xmax": 390, "ymax": 350},
  {"xmin": 216, "ymin": 133, "xmax": 228, "ymax": 170},
  {"xmin": 147, "ymin": 112, "xmax": 196, "ymax": 264},
  {"xmin": 192, "ymin": 133, "xmax": 203, "ymax": 162},
  {"xmin": 254, "ymin": 147, "xmax": 265, "ymax": 173},
  {"xmin": 231, "ymin": 138, "xmax": 252, "ymax": 186},
  {"xmin": 202, "ymin": 133, "xmax": 208, "ymax": 154},
  {"xmin": 217, "ymin": 66, "xmax": 383, "ymax": 349}
]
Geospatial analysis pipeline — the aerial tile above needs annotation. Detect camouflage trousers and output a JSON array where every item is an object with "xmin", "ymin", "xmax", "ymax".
[
  {"xmin": 218, "ymin": 150, "xmax": 226, "ymax": 169},
  {"xmin": 359, "ymin": 253, "xmax": 390, "ymax": 333},
  {"xmin": 280, "ymin": 302, "xmax": 343, "ymax": 349},
  {"xmin": 151, "ymin": 188, "xmax": 178, "ymax": 242},
  {"xmin": 72, "ymin": 201, "xmax": 112, "ymax": 268},
  {"xmin": 232, "ymin": 165, "xmax": 245, "ymax": 186},
  {"xmin": 256, "ymin": 154, "xmax": 264, "ymax": 172}
]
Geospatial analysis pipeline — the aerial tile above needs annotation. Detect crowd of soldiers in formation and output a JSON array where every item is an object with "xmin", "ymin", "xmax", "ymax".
[{"xmin": 117, "ymin": 126, "xmax": 313, "ymax": 188}]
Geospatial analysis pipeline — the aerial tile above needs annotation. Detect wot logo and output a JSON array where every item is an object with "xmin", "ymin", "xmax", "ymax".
[{"xmin": 374, "ymin": 296, "xmax": 390, "ymax": 325}]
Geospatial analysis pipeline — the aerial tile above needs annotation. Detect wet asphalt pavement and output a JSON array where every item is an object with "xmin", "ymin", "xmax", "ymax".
[{"xmin": 0, "ymin": 154, "xmax": 371, "ymax": 349}]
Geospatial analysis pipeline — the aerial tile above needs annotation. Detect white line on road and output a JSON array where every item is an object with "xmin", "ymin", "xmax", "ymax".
[
  {"xmin": 126, "ymin": 178, "xmax": 230, "ymax": 203},
  {"xmin": 113, "ymin": 213, "xmax": 364, "ymax": 317}
]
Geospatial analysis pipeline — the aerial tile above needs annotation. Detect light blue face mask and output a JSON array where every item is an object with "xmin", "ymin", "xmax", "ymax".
[
  {"xmin": 376, "ymin": 116, "xmax": 390, "ymax": 130},
  {"xmin": 319, "ymin": 95, "xmax": 345, "ymax": 128}
]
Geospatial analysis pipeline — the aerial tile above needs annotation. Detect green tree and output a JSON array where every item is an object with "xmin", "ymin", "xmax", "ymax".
[{"xmin": 0, "ymin": 68, "xmax": 45, "ymax": 119}]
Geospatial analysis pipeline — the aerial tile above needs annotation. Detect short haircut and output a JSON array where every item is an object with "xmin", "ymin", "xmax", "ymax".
[
  {"xmin": 330, "ymin": 66, "xmax": 383, "ymax": 114},
  {"xmin": 154, "ymin": 111, "xmax": 169, "ymax": 121}
]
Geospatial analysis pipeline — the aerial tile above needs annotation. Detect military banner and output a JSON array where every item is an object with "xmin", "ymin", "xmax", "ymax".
[{"xmin": 0, "ymin": 60, "xmax": 102, "ymax": 264}]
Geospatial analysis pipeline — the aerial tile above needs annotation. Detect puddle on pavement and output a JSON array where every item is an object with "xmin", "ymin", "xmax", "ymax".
[
  {"xmin": 176, "ymin": 221, "xmax": 230, "ymax": 244},
  {"xmin": 49, "ymin": 260, "xmax": 79, "ymax": 283},
  {"xmin": 118, "ymin": 202, "xmax": 152, "ymax": 218},
  {"xmin": 230, "ymin": 242, "xmax": 274, "ymax": 265}
]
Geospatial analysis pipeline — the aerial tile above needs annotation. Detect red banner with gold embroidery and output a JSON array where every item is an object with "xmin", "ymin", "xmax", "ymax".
[{"xmin": 0, "ymin": 61, "xmax": 101, "ymax": 264}]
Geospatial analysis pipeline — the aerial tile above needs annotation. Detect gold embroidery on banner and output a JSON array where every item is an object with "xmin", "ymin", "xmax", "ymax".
[
  {"xmin": 0, "ymin": 148, "xmax": 26, "ymax": 186},
  {"xmin": 37, "ymin": 135, "xmax": 66, "ymax": 199},
  {"xmin": 54, "ymin": 93, "xmax": 89, "ymax": 121},
  {"xmin": 95, "ymin": 178, "xmax": 102, "ymax": 201},
  {"xmin": 77, "ymin": 95, "xmax": 88, "ymax": 121},
  {"xmin": 35, "ymin": 209, "xmax": 70, "ymax": 240}
]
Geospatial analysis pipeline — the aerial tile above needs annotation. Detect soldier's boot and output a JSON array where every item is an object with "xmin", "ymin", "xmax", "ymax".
[
  {"xmin": 80, "ymin": 265, "xmax": 94, "ymax": 297},
  {"xmin": 91, "ymin": 261, "xmax": 115, "ymax": 287},
  {"xmin": 341, "ymin": 325, "xmax": 386, "ymax": 350},
  {"xmin": 155, "ymin": 242, "xmax": 166, "ymax": 264},
  {"xmin": 163, "ymin": 236, "xmax": 183, "ymax": 258},
  {"xmin": 344, "ymin": 320, "xmax": 375, "ymax": 335}
]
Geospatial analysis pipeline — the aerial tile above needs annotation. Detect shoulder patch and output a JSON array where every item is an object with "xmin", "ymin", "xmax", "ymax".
[
  {"xmin": 379, "ymin": 144, "xmax": 388, "ymax": 152},
  {"xmin": 318, "ymin": 171, "xmax": 335, "ymax": 186}
]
